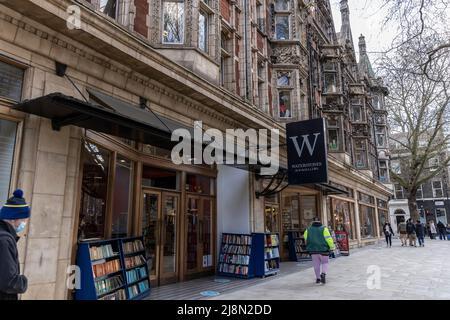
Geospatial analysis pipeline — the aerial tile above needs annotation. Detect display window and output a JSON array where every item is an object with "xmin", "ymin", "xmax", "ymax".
[
  {"xmin": 330, "ymin": 198, "xmax": 355, "ymax": 240},
  {"xmin": 359, "ymin": 204, "xmax": 376, "ymax": 238}
]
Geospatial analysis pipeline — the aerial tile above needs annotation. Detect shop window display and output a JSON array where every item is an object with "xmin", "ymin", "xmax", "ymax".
[
  {"xmin": 111, "ymin": 156, "xmax": 134, "ymax": 238},
  {"xmin": 78, "ymin": 141, "xmax": 111, "ymax": 240},
  {"xmin": 331, "ymin": 199, "xmax": 355, "ymax": 240},
  {"xmin": 359, "ymin": 205, "xmax": 376, "ymax": 238},
  {"xmin": 186, "ymin": 174, "xmax": 213, "ymax": 195}
]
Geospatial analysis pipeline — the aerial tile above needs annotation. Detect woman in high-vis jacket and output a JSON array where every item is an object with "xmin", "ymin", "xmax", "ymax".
[{"xmin": 304, "ymin": 217, "xmax": 335, "ymax": 285}]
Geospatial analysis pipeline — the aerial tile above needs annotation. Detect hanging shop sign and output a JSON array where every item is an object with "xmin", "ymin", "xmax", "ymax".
[{"xmin": 286, "ymin": 118, "xmax": 328, "ymax": 185}]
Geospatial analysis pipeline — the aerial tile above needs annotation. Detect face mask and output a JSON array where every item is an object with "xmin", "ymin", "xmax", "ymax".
[{"xmin": 15, "ymin": 222, "xmax": 27, "ymax": 233}]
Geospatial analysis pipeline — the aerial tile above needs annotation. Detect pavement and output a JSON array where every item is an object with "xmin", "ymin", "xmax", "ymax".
[{"xmin": 209, "ymin": 238, "xmax": 450, "ymax": 300}]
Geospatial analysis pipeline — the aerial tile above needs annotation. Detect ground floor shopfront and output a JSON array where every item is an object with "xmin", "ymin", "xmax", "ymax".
[{"xmin": 0, "ymin": 4, "xmax": 392, "ymax": 298}]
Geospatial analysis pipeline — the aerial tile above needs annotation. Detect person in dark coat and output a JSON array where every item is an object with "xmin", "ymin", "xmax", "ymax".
[
  {"xmin": 0, "ymin": 189, "xmax": 30, "ymax": 300},
  {"xmin": 437, "ymin": 221, "xmax": 447, "ymax": 240},
  {"xmin": 406, "ymin": 219, "xmax": 417, "ymax": 247},
  {"xmin": 383, "ymin": 222, "xmax": 394, "ymax": 247},
  {"xmin": 415, "ymin": 220, "xmax": 425, "ymax": 247}
]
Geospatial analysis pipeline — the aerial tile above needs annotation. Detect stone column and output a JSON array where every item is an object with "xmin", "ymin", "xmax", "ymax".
[{"xmin": 353, "ymin": 191, "xmax": 362, "ymax": 247}]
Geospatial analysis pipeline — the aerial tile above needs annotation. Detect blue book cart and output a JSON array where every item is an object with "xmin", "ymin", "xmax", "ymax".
[
  {"xmin": 75, "ymin": 236, "xmax": 150, "ymax": 300},
  {"xmin": 217, "ymin": 232, "xmax": 281, "ymax": 279}
]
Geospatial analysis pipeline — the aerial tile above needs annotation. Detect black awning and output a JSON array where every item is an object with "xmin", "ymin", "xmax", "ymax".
[
  {"xmin": 12, "ymin": 92, "xmax": 193, "ymax": 150},
  {"xmin": 315, "ymin": 183, "xmax": 349, "ymax": 196}
]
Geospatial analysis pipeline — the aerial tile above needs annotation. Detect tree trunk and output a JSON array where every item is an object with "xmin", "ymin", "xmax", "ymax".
[{"xmin": 408, "ymin": 194, "xmax": 419, "ymax": 222}]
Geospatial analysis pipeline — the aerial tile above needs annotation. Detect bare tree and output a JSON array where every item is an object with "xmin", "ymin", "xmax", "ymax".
[
  {"xmin": 381, "ymin": 0, "xmax": 450, "ymax": 78},
  {"xmin": 380, "ymin": 34, "xmax": 450, "ymax": 221}
]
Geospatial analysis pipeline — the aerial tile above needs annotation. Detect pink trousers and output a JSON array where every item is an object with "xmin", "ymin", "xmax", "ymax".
[{"xmin": 311, "ymin": 254, "xmax": 329, "ymax": 279}]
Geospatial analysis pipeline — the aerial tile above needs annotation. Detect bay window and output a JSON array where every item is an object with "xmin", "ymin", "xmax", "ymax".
[
  {"xmin": 355, "ymin": 139, "xmax": 367, "ymax": 169},
  {"xmin": 275, "ymin": 15, "xmax": 290, "ymax": 40},
  {"xmin": 379, "ymin": 160, "xmax": 388, "ymax": 183},
  {"xmin": 278, "ymin": 90, "xmax": 292, "ymax": 118},
  {"xmin": 376, "ymin": 126, "xmax": 386, "ymax": 147},
  {"xmin": 327, "ymin": 117, "xmax": 342, "ymax": 152},
  {"xmin": 324, "ymin": 72, "xmax": 337, "ymax": 93},
  {"xmin": 351, "ymin": 98, "xmax": 364, "ymax": 122},
  {"xmin": 163, "ymin": 0, "xmax": 185, "ymax": 44}
]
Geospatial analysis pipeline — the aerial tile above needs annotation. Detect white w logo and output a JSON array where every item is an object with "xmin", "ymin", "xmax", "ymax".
[{"xmin": 289, "ymin": 133, "xmax": 321, "ymax": 157}]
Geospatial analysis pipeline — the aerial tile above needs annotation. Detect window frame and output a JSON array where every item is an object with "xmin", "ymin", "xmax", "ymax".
[
  {"xmin": 432, "ymin": 180, "xmax": 444, "ymax": 198},
  {"xmin": 274, "ymin": 14, "xmax": 290, "ymax": 40},
  {"xmin": 278, "ymin": 90, "xmax": 293, "ymax": 119},
  {"xmin": 394, "ymin": 184, "xmax": 404, "ymax": 199},
  {"xmin": 162, "ymin": 0, "xmax": 186, "ymax": 45},
  {"xmin": 354, "ymin": 139, "xmax": 368, "ymax": 169},
  {"xmin": 198, "ymin": 10, "xmax": 208, "ymax": 53}
]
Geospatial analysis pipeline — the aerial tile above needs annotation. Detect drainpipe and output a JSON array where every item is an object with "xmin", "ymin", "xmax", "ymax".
[{"xmin": 244, "ymin": 0, "xmax": 250, "ymax": 101}]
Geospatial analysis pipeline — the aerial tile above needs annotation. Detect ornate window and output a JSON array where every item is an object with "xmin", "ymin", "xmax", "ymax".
[
  {"xmin": 376, "ymin": 126, "xmax": 386, "ymax": 147},
  {"xmin": 278, "ymin": 91, "xmax": 292, "ymax": 118},
  {"xmin": 351, "ymin": 98, "xmax": 364, "ymax": 122},
  {"xmin": 277, "ymin": 72, "xmax": 291, "ymax": 86},
  {"xmin": 324, "ymin": 73, "xmax": 337, "ymax": 93},
  {"xmin": 162, "ymin": 0, "xmax": 185, "ymax": 44},
  {"xmin": 275, "ymin": 15, "xmax": 290, "ymax": 40},
  {"xmin": 354, "ymin": 139, "xmax": 368, "ymax": 169},
  {"xmin": 372, "ymin": 95, "xmax": 382, "ymax": 109},
  {"xmin": 198, "ymin": 11, "xmax": 208, "ymax": 52},
  {"xmin": 379, "ymin": 160, "xmax": 388, "ymax": 183},
  {"xmin": 274, "ymin": 0, "xmax": 289, "ymax": 11},
  {"xmin": 327, "ymin": 116, "xmax": 342, "ymax": 152}
]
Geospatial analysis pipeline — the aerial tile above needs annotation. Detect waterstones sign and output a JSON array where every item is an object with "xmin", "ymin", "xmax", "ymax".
[{"xmin": 286, "ymin": 118, "xmax": 328, "ymax": 185}]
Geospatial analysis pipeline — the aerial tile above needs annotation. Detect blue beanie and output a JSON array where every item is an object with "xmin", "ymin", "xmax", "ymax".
[{"xmin": 0, "ymin": 189, "xmax": 30, "ymax": 220}]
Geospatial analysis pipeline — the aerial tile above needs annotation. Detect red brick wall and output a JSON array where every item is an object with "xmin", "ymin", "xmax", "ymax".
[
  {"xmin": 134, "ymin": 0, "xmax": 148, "ymax": 37},
  {"xmin": 221, "ymin": 0, "xmax": 231, "ymax": 22}
]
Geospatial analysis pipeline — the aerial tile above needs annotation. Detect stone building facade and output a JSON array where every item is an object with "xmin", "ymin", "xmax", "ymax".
[{"xmin": 0, "ymin": 0, "xmax": 392, "ymax": 299}]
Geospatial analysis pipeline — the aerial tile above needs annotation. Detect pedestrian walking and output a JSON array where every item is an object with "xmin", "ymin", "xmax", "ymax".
[
  {"xmin": 415, "ymin": 220, "xmax": 425, "ymax": 247},
  {"xmin": 304, "ymin": 217, "xmax": 335, "ymax": 285},
  {"xmin": 383, "ymin": 222, "xmax": 394, "ymax": 247},
  {"xmin": 0, "ymin": 189, "xmax": 30, "ymax": 300},
  {"xmin": 429, "ymin": 220, "xmax": 437, "ymax": 239},
  {"xmin": 398, "ymin": 220, "xmax": 408, "ymax": 246},
  {"xmin": 406, "ymin": 219, "xmax": 417, "ymax": 247},
  {"xmin": 437, "ymin": 221, "xmax": 447, "ymax": 240}
]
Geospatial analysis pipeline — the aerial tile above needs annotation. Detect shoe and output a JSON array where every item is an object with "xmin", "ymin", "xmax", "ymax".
[
  {"xmin": 316, "ymin": 279, "xmax": 321, "ymax": 284},
  {"xmin": 320, "ymin": 273, "xmax": 326, "ymax": 284}
]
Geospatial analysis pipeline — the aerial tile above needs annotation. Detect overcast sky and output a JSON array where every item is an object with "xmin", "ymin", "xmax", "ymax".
[{"xmin": 330, "ymin": 0, "xmax": 397, "ymax": 67}]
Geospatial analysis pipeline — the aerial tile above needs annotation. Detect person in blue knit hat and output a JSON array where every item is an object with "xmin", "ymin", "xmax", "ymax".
[{"xmin": 0, "ymin": 189, "xmax": 30, "ymax": 300}]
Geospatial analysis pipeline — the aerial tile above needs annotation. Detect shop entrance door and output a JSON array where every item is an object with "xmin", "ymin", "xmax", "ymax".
[
  {"xmin": 141, "ymin": 191, "xmax": 179, "ymax": 286},
  {"xmin": 186, "ymin": 196, "xmax": 215, "ymax": 275}
]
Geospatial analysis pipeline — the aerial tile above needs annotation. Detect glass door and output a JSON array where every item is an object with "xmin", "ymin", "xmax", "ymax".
[
  {"xmin": 159, "ymin": 193, "xmax": 179, "ymax": 284},
  {"xmin": 141, "ymin": 191, "xmax": 160, "ymax": 285},
  {"xmin": 186, "ymin": 196, "xmax": 200, "ymax": 272},
  {"xmin": 200, "ymin": 197, "xmax": 214, "ymax": 270}
]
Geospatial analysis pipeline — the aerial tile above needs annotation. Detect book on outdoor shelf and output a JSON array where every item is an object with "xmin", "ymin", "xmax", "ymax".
[{"xmin": 123, "ymin": 240, "xmax": 145, "ymax": 254}]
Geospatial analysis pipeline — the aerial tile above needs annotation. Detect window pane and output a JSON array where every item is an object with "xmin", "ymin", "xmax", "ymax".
[
  {"xmin": 278, "ymin": 91, "xmax": 292, "ymax": 118},
  {"xmin": 0, "ymin": 119, "xmax": 17, "ymax": 203},
  {"xmin": 352, "ymin": 106, "xmax": 362, "ymax": 122},
  {"xmin": 78, "ymin": 141, "xmax": 110, "ymax": 240},
  {"xmin": 277, "ymin": 74, "xmax": 290, "ymax": 86},
  {"xmin": 111, "ymin": 155, "xmax": 133, "ymax": 238},
  {"xmin": 198, "ymin": 12, "xmax": 207, "ymax": 52},
  {"xmin": 324, "ymin": 73, "xmax": 337, "ymax": 93},
  {"xmin": 142, "ymin": 166, "xmax": 179, "ymax": 190},
  {"xmin": 359, "ymin": 205, "xmax": 375, "ymax": 238},
  {"xmin": 99, "ymin": 0, "xmax": 117, "ymax": 19},
  {"xmin": 328, "ymin": 129, "xmax": 339, "ymax": 151},
  {"xmin": 275, "ymin": 16, "xmax": 289, "ymax": 40},
  {"xmin": 163, "ymin": 1, "xmax": 185, "ymax": 43},
  {"xmin": 0, "ymin": 61, "xmax": 24, "ymax": 101},
  {"xmin": 275, "ymin": 0, "xmax": 289, "ymax": 11},
  {"xmin": 186, "ymin": 174, "xmax": 211, "ymax": 195}
]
